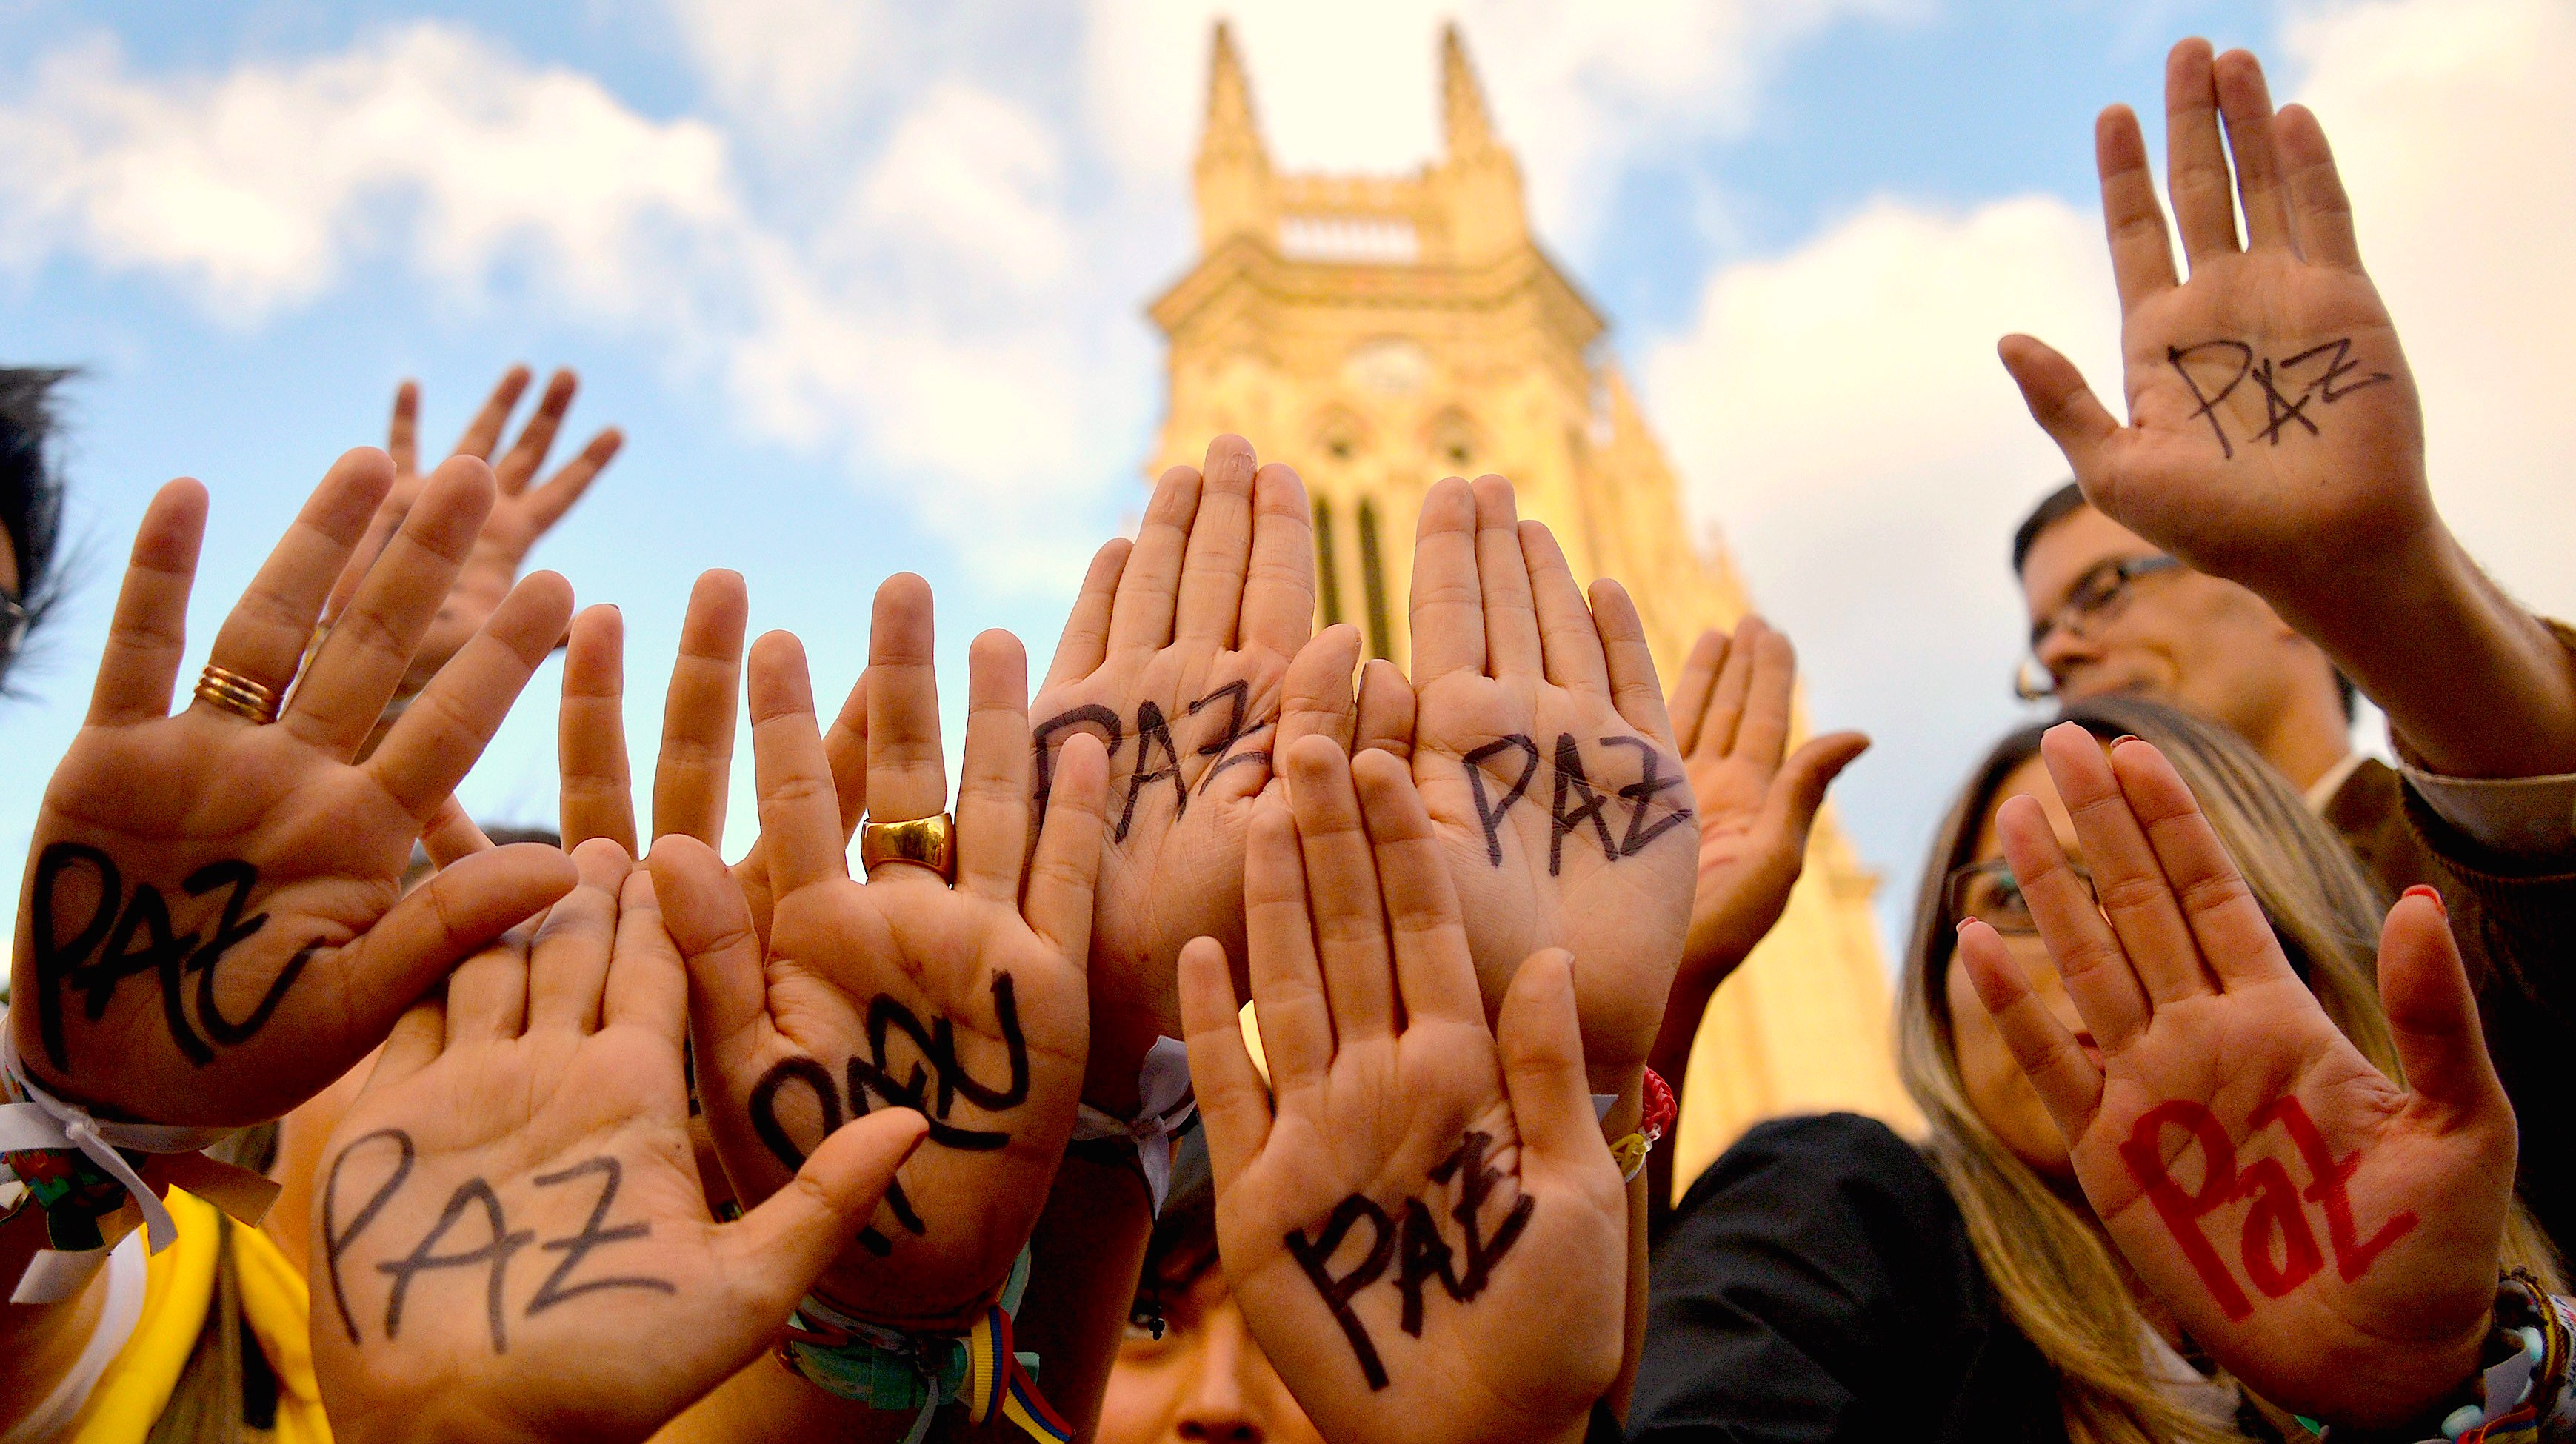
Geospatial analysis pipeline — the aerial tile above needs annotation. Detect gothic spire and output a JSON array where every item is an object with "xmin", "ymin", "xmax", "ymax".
[{"xmin": 1441, "ymin": 22, "xmax": 1496, "ymax": 158}]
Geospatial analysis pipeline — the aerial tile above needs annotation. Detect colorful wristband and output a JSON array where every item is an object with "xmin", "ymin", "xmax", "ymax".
[
  {"xmin": 778, "ymin": 1246, "xmax": 1072, "ymax": 1444},
  {"xmin": 1607, "ymin": 1066, "xmax": 1676, "ymax": 1185}
]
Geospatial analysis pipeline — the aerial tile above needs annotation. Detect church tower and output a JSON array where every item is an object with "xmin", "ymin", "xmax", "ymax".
[{"xmin": 1148, "ymin": 24, "xmax": 1920, "ymax": 1178}]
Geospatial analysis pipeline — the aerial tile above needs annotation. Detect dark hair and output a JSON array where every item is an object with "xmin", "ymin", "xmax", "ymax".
[
  {"xmin": 1130, "ymin": 1130, "xmax": 1220, "ymax": 1335},
  {"xmin": 0, "ymin": 367, "xmax": 75, "ymax": 694},
  {"xmin": 2009, "ymin": 479, "xmax": 2357, "ymax": 721},
  {"xmin": 2009, "ymin": 480, "xmax": 2089, "ymax": 577}
]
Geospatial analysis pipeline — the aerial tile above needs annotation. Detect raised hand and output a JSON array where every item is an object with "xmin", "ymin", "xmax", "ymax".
[
  {"xmin": 311, "ymin": 839, "xmax": 927, "ymax": 1444},
  {"xmin": 1956, "ymin": 724, "xmax": 2513, "ymax": 1425},
  {"xmin": 1998, "ymin": 41, "xmax": 2424, "ymax": 595},
  {"xmin": 652, "ymin": 575, "xmax": 1110, "ymax": 1326},
  {"xmin": 554, "ymin": 570, "xmax": 870, "ymax": 946},
  {"xmin": 1028, "ymin": 435, "xmax": 1317, "ymax": 1106},
  {"xmin": 1180, "ymin": 738, "xmax": 1624, "ymax": 1444},
  {"xmin": 1402, "ymin": 475, "xmax": 1696, "ymax": 1097},
  {"xmin": 11, "ymin": 452, "xmax": 578, "ymax": 1126},
  {"xmin": 330, "ymin": 367, "xmax": 621, "ymax": 702},
  {"xmin": 1663, "ymin": 616, "xmax": 1869, "ymax": 997}
]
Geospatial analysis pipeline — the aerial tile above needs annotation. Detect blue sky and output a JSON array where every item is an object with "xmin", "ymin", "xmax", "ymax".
[{"xmin": 4, "ymin": 0, "xmax": 2569, "ymax": 952}]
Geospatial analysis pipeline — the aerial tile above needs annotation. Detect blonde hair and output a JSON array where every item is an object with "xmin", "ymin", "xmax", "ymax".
[{"xmin": 1896, "ymin": 696, "xmax": 2559, "ymax": 1444}]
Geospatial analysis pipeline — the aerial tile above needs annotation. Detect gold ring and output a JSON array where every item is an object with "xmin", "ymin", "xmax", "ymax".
[
  {"xmin": 860, "ymin": 812, "xmax": 955, "ymax": 884},
  {"xmin": 193, "ymin": 664, "xmax": 281, "ymax": 724}
]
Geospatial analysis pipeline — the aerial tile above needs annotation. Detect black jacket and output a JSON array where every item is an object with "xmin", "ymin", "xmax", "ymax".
[{"xmin": 1630, "ymin": 1112, "xmax": 2067, "ymax": 1443}]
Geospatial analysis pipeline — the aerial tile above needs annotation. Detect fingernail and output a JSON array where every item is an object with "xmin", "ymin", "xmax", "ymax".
[
  {"xmin": 2404, "ymin": 883, "xmax": 2447, "ymax": 917},
  {"xmin": 2109, "ymin": 734, "xmax": 2139, "ymax": 748},
  {"xmin": 1955, "ymin": 918, "xmax": 1975, "ymax": 935}
]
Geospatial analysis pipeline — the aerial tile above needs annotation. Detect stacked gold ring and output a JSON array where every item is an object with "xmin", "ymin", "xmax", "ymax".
[
  {"xmin": 194, "ymin": 664, "xmax": 281, "ymax": 725},
  {"xmin": 859, "ymin": 812, "xmax": 956, "ymax": 884}
]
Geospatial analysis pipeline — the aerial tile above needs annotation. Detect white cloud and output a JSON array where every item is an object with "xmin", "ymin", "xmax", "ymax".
[
  {"xmin": 0, "ymin": 26, "xmax": 738, "ymax": 322},
  {"xmin": 1645, "ymin": 0, "xmax": 2576, "ymax": 912}
]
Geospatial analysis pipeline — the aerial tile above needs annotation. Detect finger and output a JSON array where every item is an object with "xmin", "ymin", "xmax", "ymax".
[
  {"xmin": 493, "ymin": 368, "xmax": 575, "ymax": 493},
  {"xmin": 2378, "ymin": 889, "xmax": 2506, "ymax": 1123},
  {"xmin": 1732, "ymin": 624, "xmax": 1796, "ymax": 770},
  {"xmin": 1521, "ymin": 521, "xmax": 1609, "ymax": 698},
  {"xmin": 2105, "ymin": 737, "xmax": 2299, "ymax": 990},
  {"xmin": 453, "ymin": 364, "xmax": 532, "ymax": 461},
  {"xmin": 1010, "ymin": 735, "xmax": 1099, "ymax": 963},
  {"xmin": 1694, "ymin": 617, "xmax": 1758, "ymax": 761},
  {"xmin": 518, "ymin": 428, "xmax": 619, "ymax": 537},
  {"xmin": 718, "ymin": 1110, "xmax": 930, "ymax": 1317},
  {"xmin": 2212, "ymin": 49, "xmax": 2292, "ymax": 252},
  {"xmin": 1352, "ymin": 749, "xmax": 1481, "ymax": 1026},
  {"xmin": 2095, "ymin": 104, "xmax": 2180, "ymax": 310},
  {"xmin": 2041, "ymin": 724, "xmax": 2218, "ymax": 1006},
  {"xmin": 956, "ymin": 630, "xmax": 1032, "ymax": 903},
  {"xmin": 1238, "ymin": 461, "xmax": 1317, "ymax": 658},
  {"xmin": 1278, "ymin": 623, "xmax": 1361, "ymax": 757},
  {"xmin": 1998, "ymin": 336, "xmax": 2120, "ymax": 481},
  {"xmin": 1591, "ymin": 579, "xmax": 1674, "ymax": 745},
  {"xmin": 1243, "ymin": 795, "xmax": 1335, "ymax": 1089},
  {"xmin": 421, "ymin": 795, "xmax": 494, "ymax": 869},
  {"xmin": 1181, "ymin": 936, "xmax": 1273, "ymax": 1186},
  {"xmin": 371, "ymin": 995, "xmax": 447, "ymax": 1090},
  {"xmin": 1497, "ymin": 951, "xmax": 1609, "ymax": 1177},
  {"xmin": 1284, "ymin": 736, "xmax": 1396, "ymax": 1044},
  {"xmin": 354, "ymin": 844, "xmax": 576, "ymax": 1041},
  {"xmin": 652, "ymin": 569, "xmax": 749, "ymax": 849},
  {"xmin": 1758, "ymin": 732, "xmax": 1870, "ymax": 847},
  {"xmin": 285, "ymin": 455, "xmax": 498, "ymax": 755},
  {"xmin": 859, "ymin": 575, "xmax": 947, "ymax": 848},
  {"xmin": 2275, "ymin": 104, "xmax": 2362, "ymax": 270},
  {"xmin": 387, "ymin": 380, "xmax": 421, "ymax": 476},
  {"xmin": 1407, "ymin": 476, "xmax": 1484, "ymax": 682},
  {"xmin": 1471, "ymin": 477, "xmax": 1541, "ymax": 678},
  {"xmin": 203, "ymin": 448, "xmax": 395, "ymax": 703},
  {"xmin": 1042, "ymin": 537, "xmax": 1129, "ymax": 690},
  {"xmin": 2164, "ymin": 39, "xmax": 2240, "ymax": 266},
  {"xmin": 367, "ymin": 571, "xmax": 575, "ymax": 817},
  {"xmin": 648, "ymin": 836, "xmax": 769, "ymax": 1057},
  {"xmin": 558, "ymin": 604, "xmax": 638, "ymax": 855},
  {"xmin": 1108, "ymin": 464, "xmax": 1204, "ymax": 654},
  {"xmin": 747, "ymin": 630, "xmax": 847, "ymax": 897},
  {"xmin": 1667, "ymin": 629, "xmax": 1728, "ymax": 758},
  {"xmin": 87, "ymin": 478, "xmax": 208, "ymax": 726},
  {"xmin": 604, "ymin": 866, "xmax": 689, "ymax": 1046},
  {"xmin": 527, "ymin": 838, "xmax": 629, "ymax": 1037},
  {"xmin": 1352, "ymin": 658, "xmax": 1416, "ymax": 759},
  {"xmin": 1992, "ymin": 793, "xmax": 2152, "ymax": 1049},
  {"xmin": 1174, "ymin": 435, "xmax": 1259, "ymax": 649},
  {"xmin": 1956, "ymin": 919, "xmax": 2104, "ymax": 1139}
]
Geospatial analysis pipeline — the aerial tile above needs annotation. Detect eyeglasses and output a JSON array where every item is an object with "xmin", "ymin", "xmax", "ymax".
[
  {"xmin": 2013, "ymin": 554, "xmax": 2183, "ymax": 701},
  {"xmin": 1943, "ymin": 857, "xmax": 2097, "ymax": 935}
]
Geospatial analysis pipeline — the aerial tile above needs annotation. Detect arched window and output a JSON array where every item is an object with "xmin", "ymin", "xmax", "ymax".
[
  {"xmin": 1357, "ymin": 498, "xmax": 1392, "ymax": 661},
  {"xmin": 1315, "ymin": 496, "xmax": 1344, "ymax": 628}
]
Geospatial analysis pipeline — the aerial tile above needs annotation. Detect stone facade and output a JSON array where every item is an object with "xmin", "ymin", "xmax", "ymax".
[{"xmin": 1146, "ymin": 24, "xmax": 1920, "ymax": 1183}]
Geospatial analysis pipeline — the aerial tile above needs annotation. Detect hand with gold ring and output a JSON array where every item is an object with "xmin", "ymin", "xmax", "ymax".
[
  {"xmin": 650, "ymin": 573, "xmax": 1112, "ymax": 1328},
  {"xmin": 10, "ymin": 449, "xmax": 580, "ymax": 1128}
]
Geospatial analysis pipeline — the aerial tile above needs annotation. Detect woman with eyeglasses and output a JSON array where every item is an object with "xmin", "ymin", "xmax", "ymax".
[{"xmin": 1630, "ymin": 694, "xmax": 2562, "ymax": 1443}]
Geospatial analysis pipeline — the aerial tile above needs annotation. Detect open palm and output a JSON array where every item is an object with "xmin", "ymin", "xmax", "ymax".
[
  {"xmin": 1028, "ymin": 435, "xmax": 1316, "ymax": 1103},
  {"xmin": 2000, "ymin": 41, "xmax": 2428, "ymax": 593},
  {"xmin": 11, "ymin": 452, "xmax": 577, "ymax": 1127},
  {"xmin": 1181, "ymin": 740, "xmax": 1624, "ymax": 1444},
  {"xmin": 1404, "ymin": 475, "xmax": 1695, "ymax": 1097},
  {"xmin": 312, "ymin": 841, "xmax": 924, "ymax": 1444},
  {"xmin": 1958, "ymin": 726, "xmax": 2512, "ymax": 1426},
  {"xmin": 655, "ymin": 576, "xmax": 1110, "ymax": 1328}
]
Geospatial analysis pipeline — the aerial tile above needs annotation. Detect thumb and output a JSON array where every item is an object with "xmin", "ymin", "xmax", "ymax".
[
  {"xmin": 1276, "ymin": 624, "xmax": 1364, "ymax": 757},
  {"xmin": 1998, "ymin": 335, "xmax": 2119, "ymax": 476},
  {"xmin": 1758, "ymin": 731, "xmax": 1869, "ymax": 845},
  {"xmin": 716, "ymin": 1109, "xmax": 929, "ymax": 1317},
  {"xmin": 2377, "ymin": 887, "xmax": 2506, "ymax": 1124},
  {"xmin": 1496, "ymin": 950, "xmax": 1615, "ymax": 1190},
  {"xmin": 646, "ymin": 835, "xmax": 767, "ymax": 1054}
]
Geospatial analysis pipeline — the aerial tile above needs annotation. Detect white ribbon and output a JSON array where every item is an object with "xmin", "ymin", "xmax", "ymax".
[
  {"xmin": 0, "ymin": 1022, "xmax": 232, "ymax": 1302},
  {"xmin": 1071, "ymin": 1037, "xmax": 1198, "ymax": 1216}
]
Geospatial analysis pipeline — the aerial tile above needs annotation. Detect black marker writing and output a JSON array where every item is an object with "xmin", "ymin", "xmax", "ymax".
[
  {"xmin": 1546, "ymin": 734, "xmax": 1617, "ymax": 877},
  {"xmin": 1601, "ymin": 736, "xmax": 1693, "ymax": 856},
  {"xmin": 1461, "ymin": 736, "xmax": 1541, "ymax": 866},
  {"xmin": 1116, "ymin": 702, "xmax": 1187, "ymax": 841},
  {"xmin": 1284, "ymin": 1195, "xmax": 1396, "ymax": 1390},
  {"xmin": 1187, "ymin": 681, "xmax": 1269, "ymax": 793},
  {"xmin": 526, "ymin": 1157, "xmax": 677, "ymax": 1314},
  {"xmin": 377, "ymin": 1179, "xmax": 535, "ymax": 1354},
  {"xmin": 322, "ymin": 1129, "xmax": 415, "ymax": 1345},
  {"xmin": 1457, "ymin": 736, "xmax": 1691, "ymax": 869},
  {"xmin": 2165, "ymin": 337, "xmax": 2393, "ymax": 460}
]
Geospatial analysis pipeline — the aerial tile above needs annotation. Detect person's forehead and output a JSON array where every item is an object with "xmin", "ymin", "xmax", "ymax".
[
  {"xmin": 2018, "ymin": 506, "xmax": 2160, "ymax": 611},
  {"xmin": 1971, "ymin": 754, "xmax": 2083, "ymax": 857}
]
